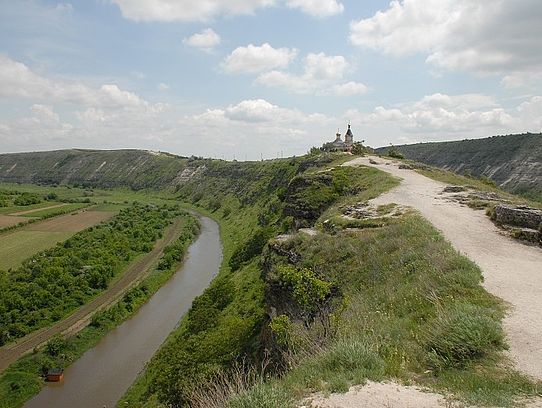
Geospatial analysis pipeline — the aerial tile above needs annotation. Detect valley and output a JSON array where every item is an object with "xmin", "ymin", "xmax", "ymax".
[{"xmin": 0, "ymin": 147, "xmax": 540, "ymax": 408}]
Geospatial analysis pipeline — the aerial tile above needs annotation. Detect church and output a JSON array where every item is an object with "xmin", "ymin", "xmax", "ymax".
[{"xmin": 323, "ymin": 124, "xmax": 354, "ymax": 152}]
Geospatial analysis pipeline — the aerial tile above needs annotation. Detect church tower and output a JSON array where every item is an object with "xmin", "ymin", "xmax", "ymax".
[{"xmin": 344, "ymin": 123, "xmax": 354, "ymax": 146}]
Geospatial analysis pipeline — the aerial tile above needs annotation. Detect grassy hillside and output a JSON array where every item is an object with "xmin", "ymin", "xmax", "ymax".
[
  {"xmin": 0, "ymin": 149, "xmax": 188, "ymax": 189},
  {"xmin": 375, "ymin": 133, "xmax": 542, "ymax": 199}
]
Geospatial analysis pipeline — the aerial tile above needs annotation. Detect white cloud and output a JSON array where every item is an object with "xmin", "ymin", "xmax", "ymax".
[
  {"xmin": 110, "ymin": 0, "xmax": 276, "ymax": 22},
  {"xmin": 349, "ymin": 0, "xmax": 542, "ymax": 80},
  {"xmin": 183, "ymin": 28, "xmax": 221, "ymax": 52},
  {"xmin": 255, "ymin": 52, "xmax": 366, "ymax": 96},
  {"xmin": 221, "ymin": 43, "xmax": 297, "ymax": 74},
  {"xmin": 110, "ymin": 0, "xmax": 342, "ymax": 21},
  {"xmin": 157, "ymin": 82, "xmax": 170, "ymax": 91},
  {"xmin": 286, "ymin": 0, "xmax": 343, "ymax": 17},
  {"xmin": 332, "ymin": 81, "xmax": 368, "ymax": 96},
  {"xmin": 354, "ymin": 93, "xmax": 516, "ymax": 135},
  {"xmin": 0, "ymin": 55, "xmax": 148, "ymax": 109}
]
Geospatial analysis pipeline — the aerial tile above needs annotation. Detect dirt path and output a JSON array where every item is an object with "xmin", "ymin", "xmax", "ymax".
[
  {"xmin": 0, "ymin": 219, "xmax": 185, "ymax": 374},
  {"xmin": 344, "ymin": 156, "xmax": 542, "ymax": 381},
  {"xmin": 303, "ymin": 381, "xmax": 450, "ymax": 408},
  {"xmin": 9, "ymin": 203, "xmax": 67, "ymax": 216}
]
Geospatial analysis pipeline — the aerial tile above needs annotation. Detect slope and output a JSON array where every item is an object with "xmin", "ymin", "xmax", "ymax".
[{"xmin": 375, "ymin": 133, "xmax": 542, "ymax": 197}]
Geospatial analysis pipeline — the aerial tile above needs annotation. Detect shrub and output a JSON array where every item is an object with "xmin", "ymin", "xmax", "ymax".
[
  {"xmin": 269, "ymin": 315, "xmax": 292, "ymax": 347},
  {"xmin": 424, "ymin": 303, "xmax": 505, "ymax": 369},
  {"xmin": 318, "ymin": 340, "xmax": 385, "ymax": 375},
  {"xmin": 386, "ymin": 147, "xmax": 404, "ymax": 159}
]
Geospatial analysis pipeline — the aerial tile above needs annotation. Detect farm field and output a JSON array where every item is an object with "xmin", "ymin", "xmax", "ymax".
[
  {"xmin": 17, "ymin": 203, "xmax": 89, "ymax": 218},
  {"xmin": 0, "ymin": 215, "xmax": 27, "ymax": 229},
  {"xmin": 0, "ymin": 201, "xmax": 66, "ymax": 215},
  {"xmin": 0, "ymin": 210, "xmax": 114, "ymax": 270}
]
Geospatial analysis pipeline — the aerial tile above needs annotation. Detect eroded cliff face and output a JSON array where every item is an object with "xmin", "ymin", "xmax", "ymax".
[{"xmin": 375, "ymin": 133, "xmax": 542, "ymax": 195}]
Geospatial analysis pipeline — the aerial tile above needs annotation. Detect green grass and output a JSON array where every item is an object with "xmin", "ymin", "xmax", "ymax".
[
  {"xmin": 246, "ymin": 211, "xmax": 539, "ymax": 407},
  {"xmin": 0, "ymin": 231, "xmax": 73, "ymax": 270},
  {"xmin": 91, "ymin": 202, "xmax": 129, "ymax": 211},
  {"xmin": 0, "ymin": 214, "xmax": 199, "ymax": 408}
]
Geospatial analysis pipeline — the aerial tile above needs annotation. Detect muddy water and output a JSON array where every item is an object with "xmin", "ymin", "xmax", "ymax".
[{"xmin": 24, "ymin": 216, "xmax": 222, "ymax": 408}]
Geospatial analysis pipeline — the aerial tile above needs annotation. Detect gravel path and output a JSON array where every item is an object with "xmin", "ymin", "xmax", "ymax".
[
  {"xmin": 0, "ymin": 219, "xmax": 185, "ymax": 373},
  {"xmin": 344, "ymin": 156, "xmax": 542, "ymax": 380}
]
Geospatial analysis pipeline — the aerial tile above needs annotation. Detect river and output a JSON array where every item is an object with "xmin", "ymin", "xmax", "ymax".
[{"xmin": 24, "ymin": 215, "xmax": 222, "ymax": 408}]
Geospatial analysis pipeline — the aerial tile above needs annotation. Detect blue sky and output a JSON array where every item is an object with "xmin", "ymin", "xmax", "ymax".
[{"xmin": 1, "ymin": 0, "xmax": 541, "ymax": 159}]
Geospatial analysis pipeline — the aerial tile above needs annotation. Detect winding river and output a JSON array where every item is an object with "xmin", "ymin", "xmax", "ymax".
[{"xmin": 24, "ymin": 216, "xmax": 222, "ymax": 408}]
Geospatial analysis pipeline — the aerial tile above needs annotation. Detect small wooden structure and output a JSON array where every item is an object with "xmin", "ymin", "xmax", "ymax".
[{"xmin": 46, "ymin": 368, "xmax": 64, "ymax": 382}]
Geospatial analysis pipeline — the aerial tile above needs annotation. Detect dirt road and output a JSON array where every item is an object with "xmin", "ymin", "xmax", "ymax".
[
  {"xmin": 344, "ymin": 156, "xmax": 542, "ymax": 380},
  {"xmin": 0, "ymin": 219, "xmax": 185, "ymax": 373},
  {"xmin": 9, "ymin": 203, "xmax": 67, "ymax": 216}
]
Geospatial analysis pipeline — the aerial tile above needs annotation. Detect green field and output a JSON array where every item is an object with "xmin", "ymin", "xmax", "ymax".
[{"xmin": 0, "ymin": 231, "xmax": 73, "ymax": 270}]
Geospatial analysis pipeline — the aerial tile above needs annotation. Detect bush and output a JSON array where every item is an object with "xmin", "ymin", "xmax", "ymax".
[
  {"xmin": 424, "ymin": 303, "xmax": 505, "ymax": 369},
  {"xmin": 13, "ymin": 193, "xmax": 42, "ymax": 206},
  {"xmin": 386, "ymin": 147, "xmax": 404, "ymax": 159},
  {"xmin": 318, "ymin": 340, "xmax": 385, "ymax": 375}
]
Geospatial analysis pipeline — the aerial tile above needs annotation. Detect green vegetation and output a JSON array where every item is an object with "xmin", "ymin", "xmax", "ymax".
[
  {"xmin": 0, "ymin": 213, "xmax": 200, "ymax": 408},
  {"xmin": 220, "ymin": 214, "xmax": 537, "ymax": 407},
  {"xmin": 120, "ymin": 152, "xmax": 536, "ymax": 408},
  {"xmin": 0, "ymin": 203, "xmax": 182, "ymax": 346}
]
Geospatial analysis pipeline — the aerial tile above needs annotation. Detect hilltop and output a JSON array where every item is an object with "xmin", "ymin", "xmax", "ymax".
[{"xmin": 375, "ymin": 133, "xmax": 542, "ymax": 198}]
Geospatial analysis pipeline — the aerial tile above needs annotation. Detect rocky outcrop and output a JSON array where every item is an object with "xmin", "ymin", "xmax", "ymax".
[
  {"xmin": 492, "ymin": 204, "xmax": 542, "ymax": 245},
  {"xmin": 494, "ymin": 205, "xmax": 542, "ymax": 230}
]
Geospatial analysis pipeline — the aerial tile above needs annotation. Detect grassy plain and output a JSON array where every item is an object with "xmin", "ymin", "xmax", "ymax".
[{"xmin": 0, "ymin": 231, "xmax": 73, "ymax": 270}]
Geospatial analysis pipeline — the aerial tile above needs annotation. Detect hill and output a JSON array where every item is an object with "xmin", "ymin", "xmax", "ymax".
[
  {"xmin": 375, "ymin": 133, "xmax": 542, "ymax": 198},
  {"xmin": 0, "ymin": 149, "xmax": 188, "ymax": 189}
]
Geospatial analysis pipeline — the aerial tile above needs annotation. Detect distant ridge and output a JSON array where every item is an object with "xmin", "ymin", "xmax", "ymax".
[
  {"xmin": 375, "ymin": 133, "xmax": 542, "ymax": 196},
  {"xmin": 0, "ymin": 149, "xmax": 188, "ymax": 189}
]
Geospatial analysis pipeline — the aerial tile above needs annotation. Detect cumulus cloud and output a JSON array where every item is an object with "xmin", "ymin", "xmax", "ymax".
[
  {"xmin": 183, "ymin": 28, "xmax": 221, "ymax": 52},
  {"xmin": 255, "ymin": 52, "xmax": 367, "ymax": 96},
  {"xmin": 349, "ymin": 0, "xmax": 542, "ymax": 81},
  {"xmin": 0, "ymin": 55, "xmax": 148, "ymax": 108},
  {"xmin": 332, "ymin": 81, "xmax": 368, "ymax": 96},
  {"xmin": 221, "ymin": 43, "xmax": 297, "ymax": 74},
  {"xmin": 352, "ymin": 93, "xmax": 519, "ymax": 136},
  {"xmin": 285, "ymin": 0, "xmax": 343, "ymax": 17},
  {"xmin": 110, "ymin": 0, "xmax": 343, "ymax": 22}
]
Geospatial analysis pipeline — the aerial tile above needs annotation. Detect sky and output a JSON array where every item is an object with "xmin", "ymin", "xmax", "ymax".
[{"xmin": 0, "ymin": 0, "xmax": 541, "ymax": 160}]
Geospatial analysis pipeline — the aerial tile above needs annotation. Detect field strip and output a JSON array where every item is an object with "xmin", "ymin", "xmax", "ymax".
[
  {"xmin": 24, "ymin": 209, "xmax": 112, "ymax": 232},
  {"xmin": 344, "ymin": 155, "xmax": 542, "ymax": 381},
  {"xmin": 0, "ymin": 210, "xmax": 114, "ymax": 271},
  {"xmin": 0, "ymin": 218, "xmax": 185, "ymax": 374},
  {"xmin": 0, "ymin": 215, "xmax": 27, "ymax": 229},
  {"xmin": 9, "ymin": 203, "xmax": 67, "ymax": 216}
]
